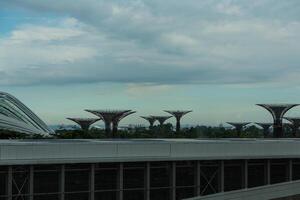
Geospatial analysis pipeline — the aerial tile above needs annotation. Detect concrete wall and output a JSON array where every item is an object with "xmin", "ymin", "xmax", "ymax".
[{"xmin": 1, "ymin": 139, "xmax": 300, "ymax": 165}]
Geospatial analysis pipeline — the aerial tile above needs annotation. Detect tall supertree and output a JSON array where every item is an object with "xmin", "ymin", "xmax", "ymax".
[
  {"xmin": 140, "ymin": 116, "xmax": 157, "ymax": 129},
  {"xmin": 151, "ymin": 116, "xmax": 172, "ymax": 134},
  {"xmin": 284, "ymin": 117, "xmax": 300, "ymax": 137},
  {"xmin": 255, "ymin": 123, "xmax": 273, "ymax": 138},
  {"xmin": 67, "ymin": 118, "xmax": 100, "ymax": 131},
  {"xmin": 85, "ymin": 110, "xmax": 131, "ymax": 137},
  {"xmin": 256, "ymin": 104, "xmax": 299, "ymax": 138},
  {"xmin": 283, "ymin": 122, "xmax": 294, "ymax": 137},
  {"xmin": 152, "ymin": 116, "xmax": 172, "ymax": 126},
  {"xmin": 227, "ymin": 122, "xmax": 251, "ymax": 137},
  {"xmin": 112, "ymin": 111, "xmax": 136, "ymax": 136},
  {"xmin": 164, "ymin": 110, "xmax": 192, "ymax": 132}
]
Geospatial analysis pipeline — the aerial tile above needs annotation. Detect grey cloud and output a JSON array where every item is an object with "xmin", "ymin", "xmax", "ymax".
[
  {"xmin": 0, "ymin": 0, "xmax": 300, "ymax": 86},
  {"xmin": 0, "ymin": 56, "xmax": 278, "ymax": 86}
]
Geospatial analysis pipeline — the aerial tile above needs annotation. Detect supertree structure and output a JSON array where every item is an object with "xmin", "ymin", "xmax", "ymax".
[
  {"xmin": 67, "ymin": 118, "xmax": 101, "ymax": 131},
  {"xmin": 152, "ymin": 116, "xmax": 172, "ymax": 126},
  {"xmin": 256, "ymin": 104, "xmax": 299, "ymax": 138},
  {"xmin": 140, "ymin": 116, "xmax": 157, "ymax": 129},
  {"xmin": 112, "ymin": 111, "xmax": 136, "ymax": 136},
  {"xmin": 227, "ymin": 122, "xmax": 251, "ymax": 137},
  {"xmin": 282, "ymin": 122, "xmax": 294, "ymax": 136},
  {"xmin": 284, "ymin": 117, "xmax": 300, "ymax": 137},
  {"xmin": 0, "ymin": 92, "xmax": 53, "ymax": 135},
  {"xmin": 164, "ymin": 110, "xmax": 192, "ymax": 132},
  {"xmin": 85, "ymin": 110, "xmax": 132, "ymax": 137},
  {"xmin": 255, "ymin": 123, "xmax": 273, "ymax": 138}
]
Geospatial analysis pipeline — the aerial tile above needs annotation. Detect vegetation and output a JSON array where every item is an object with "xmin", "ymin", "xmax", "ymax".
[
  {"xmin": 0, "ymin": 130, "xmax": 52, "ymax": 139},
  {"xmin": 0, "ymin": 123, "xmax": 295, "ymax": 139}
]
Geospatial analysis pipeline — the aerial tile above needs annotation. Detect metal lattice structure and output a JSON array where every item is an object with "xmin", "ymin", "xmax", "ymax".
[
  {"xmin": 2, "ymin": 139, "xmax": 300, "ymax": 199},
  {"xmin": 67, "ymin": 118, "xmax": 101, "ymax": 131},
  {"xmin": 164, "ymin": 110, "xmax": 192, "ymax": 132},
  {"xmin": 152, "ymin": 116, "xmax": 172, "ymax": 126},
  {"xmin": 0, "ymin": 92, "xmax": 53, "ymax": 135},
  {"xmin": 284, "ymin": 117, "xmax": 300, "ymax": 137},
  {"xmin": 227, "ymin": 122, "xmax": 251, "ymax": 137},
  {"xmin": 255, "ymin": 123, "xmax": 273, "ymax": 138},
  {"xmin": 85, "ymin": 110, "xmax": 132, "ymax": 137},
  {"xmin": 257, "ymin": 104, "xmax": 299, "ymax": 138},
  {"xmin": 140, "ymin": 116, "xmax": 157, "ymax": 129},
  {"xmin": 112, "ymin": 111, "xmax": 136, "ymax": 136}
]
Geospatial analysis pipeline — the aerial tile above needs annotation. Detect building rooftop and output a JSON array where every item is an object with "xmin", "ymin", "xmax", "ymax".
[
  {"xmin": 1, "ymin": 138, "xmax": 300, "ymax": 144},
  {"xmin": 1, "ymin": 138, "xmax": 300, "ymax": 165},
  {"xmin": 0, "ymin": 92, "xmax": 54, "ymax": 135}
]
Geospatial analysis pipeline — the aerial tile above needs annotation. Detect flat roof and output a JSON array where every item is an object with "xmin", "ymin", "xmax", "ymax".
[
  {"xmin": 1, "ymin": 138, "xmax": 300, "ymax": 165},
  {"xmin": 186, "ymin": 180, "xmax": 300, "ymax": 200}
]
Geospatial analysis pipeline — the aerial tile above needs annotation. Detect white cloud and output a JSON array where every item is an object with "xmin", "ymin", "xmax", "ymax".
[
  {"xmin": 0, "ymin": 18, "xmax": 100, "ymax": 84},
  {"xmin": 126, "ymin": 84, "xmax": 173, "ymax": 97},
  {"xmin": 0, "ymin": 0, "xmax": 300, "ymax": 87},
  {"xmin": 10, "ymin": 26, "xmax": 83, "ymax": 42},
  {"xmin": 160, "ymin": 33, "xmax": 197, "ymax": 52},
  {"xmin": 216, "ymin": 1, "xmax": 242, "ymax": 16}
]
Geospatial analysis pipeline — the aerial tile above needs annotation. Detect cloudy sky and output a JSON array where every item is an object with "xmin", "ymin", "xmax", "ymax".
[{"xmin": 1, "ymin": 0, "xmax": 300, "ymax": 126}]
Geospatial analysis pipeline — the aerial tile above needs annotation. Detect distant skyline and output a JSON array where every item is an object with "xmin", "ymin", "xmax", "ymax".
[{"xmin": 1, "ymin": 0, "xmax": 300, "ymax": 126}]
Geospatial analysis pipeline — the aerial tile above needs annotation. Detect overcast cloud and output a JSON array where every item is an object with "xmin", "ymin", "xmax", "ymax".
[{"xmin": 1, "ymin": 0, "xmax": 300, "ymax": 86}]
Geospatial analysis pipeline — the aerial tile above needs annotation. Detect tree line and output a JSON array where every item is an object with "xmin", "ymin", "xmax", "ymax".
[{"xmin": 0, "ymin": 123, "xmax": 296, "ymax": 139}]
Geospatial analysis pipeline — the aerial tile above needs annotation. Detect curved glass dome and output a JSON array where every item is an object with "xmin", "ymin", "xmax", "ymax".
[{"xmin": 0, "ymin": 92, "xmax": 53, "ymax": 135}]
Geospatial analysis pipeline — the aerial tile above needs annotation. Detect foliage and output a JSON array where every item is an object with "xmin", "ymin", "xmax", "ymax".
[
  {"xmin": 0, "ymin": 123, "xmax": 296, "ymax": 139},
  {"xmin": 48, "ymin": 123, "xmax": 281, "ymax": 139}
]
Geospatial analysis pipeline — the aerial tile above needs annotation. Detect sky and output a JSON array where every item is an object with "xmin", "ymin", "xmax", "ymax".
[{"xmin": 1, "ymin": 0, "xmax": 300, "ymax": 126}]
